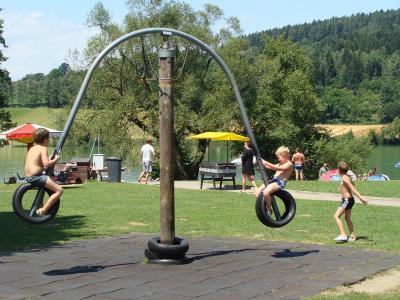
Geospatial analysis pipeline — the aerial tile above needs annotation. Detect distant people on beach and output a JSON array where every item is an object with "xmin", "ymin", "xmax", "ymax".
[
  {"xmin": 241, "ymin": 141, "xmax": 257, "ymax": 192},
  {"xmin": 138, "ymin": 137, "xmax": 155, "ymax": 184},
  {"xmin": 292, "ymin": 148, "xmax": 305, "ymax": 180},
  {"xmin": 358, "ymin": 173, "xmax": 368, "ymax": 181},
  {"xmin": 319, "ymin": 162, "xmax": 329, "ymax": 180},
  {"xmin": 367, "ymin": 167, "xmax": 376, "ymax": 178}
]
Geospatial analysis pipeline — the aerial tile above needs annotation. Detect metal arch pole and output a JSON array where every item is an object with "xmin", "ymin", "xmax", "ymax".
[{"xmin": 54, "ymin": 27, "xmax": 268, "ymax": 183}]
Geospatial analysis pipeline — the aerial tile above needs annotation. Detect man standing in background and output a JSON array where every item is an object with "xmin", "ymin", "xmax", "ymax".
[{"xmin": 138, "ymin": 137, "xmax": 155, "ymax": 184}]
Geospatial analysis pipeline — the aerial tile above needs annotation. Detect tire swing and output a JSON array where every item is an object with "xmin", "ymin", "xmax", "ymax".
[
  {"xmin": 255, "ymin": 189, "xmax": 296, "ymax": 228},
  {"xmin": 12, "ymin": 182, "xmax": 60, "ymax": 225},
  {"xmin": 252, "ymin": 158, "xmax": 297, "ymax": 228}
]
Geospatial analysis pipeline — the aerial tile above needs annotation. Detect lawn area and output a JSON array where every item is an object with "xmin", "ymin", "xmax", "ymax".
[
  {"xmin": 1, "ymin": 182, "xmax": 400, "ymax": 253},
  {"xmin": 287, "ymin": 180, "xmax": 400, "ymax": 198},
  {"xmin": 8, "ymin": 107, "xmax": 61, "ymax": 128}
]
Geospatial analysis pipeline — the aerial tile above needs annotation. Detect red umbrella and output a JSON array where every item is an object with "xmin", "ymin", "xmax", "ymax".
[{"xmin": 0, "ymin": 123, "xmax": 62, "ymax": 149}]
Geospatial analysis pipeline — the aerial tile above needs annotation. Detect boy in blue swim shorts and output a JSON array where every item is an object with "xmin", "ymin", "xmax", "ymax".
[
  {"xmin": 333, "ymin": 162, "xmax": 368, "ymax": 242},
  {"xmin": 255, "ymin": 146, "xmax": 293, "ymax": 214}
]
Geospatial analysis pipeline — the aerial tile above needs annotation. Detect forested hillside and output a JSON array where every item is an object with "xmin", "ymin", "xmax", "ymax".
[
  {"xmin": 8, "ymin": 8, "xmax": 400, "ymax": 127},
  {"xmin": 249, "ymin": 9, "xmax": 400, "ymax": 124},
  {"xmin": 8, "ymin": 63, "xmax": 82, "ymax": 107}
]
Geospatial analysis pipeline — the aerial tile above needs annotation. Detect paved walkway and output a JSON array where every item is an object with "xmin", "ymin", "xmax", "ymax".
[
  {"xmin": 1, "ymin": 234, "xmax": 399, "ymax": 300},
  {"xmin": 172, "ymin": 181, "xmax": 400, "ymax": 207}
]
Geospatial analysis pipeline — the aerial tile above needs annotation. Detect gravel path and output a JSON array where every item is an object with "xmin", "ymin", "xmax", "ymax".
[{"xmin": 171, "ymin": 181, "xmax": 400, "ymax": 207}]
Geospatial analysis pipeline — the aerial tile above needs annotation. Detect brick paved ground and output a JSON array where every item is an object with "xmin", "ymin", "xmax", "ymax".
[{"xmin": 0, "ymin": 234, "xmax": 398, "ymax": 300}]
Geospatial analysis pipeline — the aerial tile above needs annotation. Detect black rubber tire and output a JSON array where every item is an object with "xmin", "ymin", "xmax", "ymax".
[
  {"xmin": 12, "ymin": 183, "xmax": 60, "ymax": 225},
  {"xmin": 255, "ymin": 189, "xmax": 296, "ymax": 228},
  {"xmin": 147, "ymin": 236, "xmax": 189, "ymax": 259}
]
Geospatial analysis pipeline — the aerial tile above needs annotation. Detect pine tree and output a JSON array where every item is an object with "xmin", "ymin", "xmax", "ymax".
[{"xmin": 325, "ymin": 51, "xmax": 337, "ymax": 82}]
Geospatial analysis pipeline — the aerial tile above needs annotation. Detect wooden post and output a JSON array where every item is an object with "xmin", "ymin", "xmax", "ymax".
[{"xmin": 158, "ymin": 40, "xmax": 175, "ymax": 244}]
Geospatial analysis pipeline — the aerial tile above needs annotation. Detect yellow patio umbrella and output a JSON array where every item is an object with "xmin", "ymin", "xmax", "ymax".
[{"xmin": 187, "ymin": 132, "xmax": 249, "ymax": 162}]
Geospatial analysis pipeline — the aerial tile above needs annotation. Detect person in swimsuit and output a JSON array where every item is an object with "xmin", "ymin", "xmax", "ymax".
[
  {"xmin": 241, "ymin": 141, "xmax": 257, "ymax": 192},
  {"xmin": 24, "ymin": 128, "xmax": 62, "ymax": 216},
  {"xmin": 367, "ymin": 167, "xmax": 376, "ymax": 178},
  {"xmin": 333, "ymin": 161, "xmax": 368, "ymax": 242},
  {"xmin": 254, "ymin": 146, "xmax": 293, "ymax": 215},
  {"xmin": 292, "ymin": 148, "xmax": 305, "ymax": 181}
]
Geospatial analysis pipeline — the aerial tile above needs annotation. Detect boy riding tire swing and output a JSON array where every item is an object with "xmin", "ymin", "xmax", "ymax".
[
  {"xmin": 12, "ymin": 127, "xmax": 63, "ymax": 225},
  {"xmin": 12, "ymin": 183, "xmax": 60, "ymax": 225},
  {"xmin": 11, "ymin": 28, "xmax": 297, "ymax": 229},
  {"xmin": 254, "ymin": 147, "xmax": 297, "ymax": 228}
]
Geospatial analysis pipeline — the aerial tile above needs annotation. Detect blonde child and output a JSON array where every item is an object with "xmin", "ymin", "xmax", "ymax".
[{"xmin": 255, "ymin": 146, "xmax": 293, "ymax": 214}]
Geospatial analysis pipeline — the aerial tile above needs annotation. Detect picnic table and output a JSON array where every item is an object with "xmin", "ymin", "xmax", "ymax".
[{"xmin": 199, "ymin": 162, "xmax": 236, "ymax": 190}]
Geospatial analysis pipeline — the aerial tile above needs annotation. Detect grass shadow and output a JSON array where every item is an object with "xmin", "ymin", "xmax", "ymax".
[
  {"xmin": 0, "ymin": 211, "xmax": 87, "ymax": 255},
  {"xmin": 356, "ymin": 236, "xmax": 369, "ymax": 241}
]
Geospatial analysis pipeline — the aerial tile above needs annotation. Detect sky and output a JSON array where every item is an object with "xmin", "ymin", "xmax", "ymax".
[{"xmin": 1, "ymin": 0, "xmax": 399, "ymax": 80}]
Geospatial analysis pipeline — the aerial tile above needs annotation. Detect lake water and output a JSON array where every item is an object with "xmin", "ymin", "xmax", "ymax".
[
  {"xmin": 366, "ymin": 145, "xmax": 400, "ymax": 179},
  {"xmin": 1, "ymin": 142, "xmax": 399, "ymax": 182}
]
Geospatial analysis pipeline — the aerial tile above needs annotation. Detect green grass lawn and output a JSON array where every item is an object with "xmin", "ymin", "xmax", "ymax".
[
  {"xmin": 287, "ymin": 180, "xmax": 400, "ymax": 198},
  {"xmin": 8, "ymin": 107, "xmax": 60, "ymax": 128},
  {"xmin": 1, "ymin": 182, "xmax": 400, "ymax": 253}
]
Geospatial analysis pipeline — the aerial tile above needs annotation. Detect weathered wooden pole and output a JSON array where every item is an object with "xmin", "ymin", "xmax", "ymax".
[{"xmin": 158, "ymin": 39, "xmax": 175, "ymax": 244}]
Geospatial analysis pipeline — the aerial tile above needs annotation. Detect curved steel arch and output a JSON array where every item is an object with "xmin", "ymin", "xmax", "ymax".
[{"xmin": 55, "ymin": 28, "xmax": 269, "ymax": 184}]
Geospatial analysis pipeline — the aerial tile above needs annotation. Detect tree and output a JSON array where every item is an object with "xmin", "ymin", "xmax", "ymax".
[
  {"xmin": 314, "ymin": 135, "xmax": 372, "ymax": 174},
  {"xmin": 9, "ymin": 64, "xmax": 80, "ymax": 107},
  {"xmin": 0, "ymin": 108, "xmax": 15, "ymax": 147},
  {"xmin": 62, "ymin": 1, "xmax": 375, "ymax": 179},
  {"xmin": 0, "ymin": 8, "xmax": 14, "ymax": 147},
  {"xmin": 0, "ymin": 9, "xmax": 11, "ymax": 108},
  {"xmin": 325, "ymin": 51, "xmax": 337, "ymax": 82},
  {"xmin": 380, "ymin": 117, "xmax": 400, "ymax": 144},
  {"xmin": 250, "ymin": 36, "xmax": 326, "ymax": 178},
  {"xmin": 248, "ymin": 9, "xmax": 400, "ymax": 124},
  {"xmin": 340, "ymin": 50, "xmax": 364, "ymax": 93},
  {"xmin": 0, "ymin": 108, "xmax": 14, "ymax": 131},
  {"xmin": 62, "ymin": 1, "xmax": 244, "ymax": 179},
  {"xmin": 65, "ymin": 2, "xmax": 328, "ymax": 179}
]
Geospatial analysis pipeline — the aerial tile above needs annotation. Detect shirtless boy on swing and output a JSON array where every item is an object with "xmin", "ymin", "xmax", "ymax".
[
  {"xmin": 24, "ymin": 128, "xmax": 62, "ymax": 216},
  {"xmin": 255, "ymin": 146, "xmax": 293, "ymax": 214}
]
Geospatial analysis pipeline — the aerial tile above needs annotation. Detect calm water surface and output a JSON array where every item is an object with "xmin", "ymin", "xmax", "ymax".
[{"xmin": 1, "ymin": 142, "xmax": 399, "ymax": 182}]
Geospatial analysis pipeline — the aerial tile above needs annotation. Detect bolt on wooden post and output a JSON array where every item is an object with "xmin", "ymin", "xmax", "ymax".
[{"xmin": 158, "ymin": 40, "xmax": 175, "ymax": 244}]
